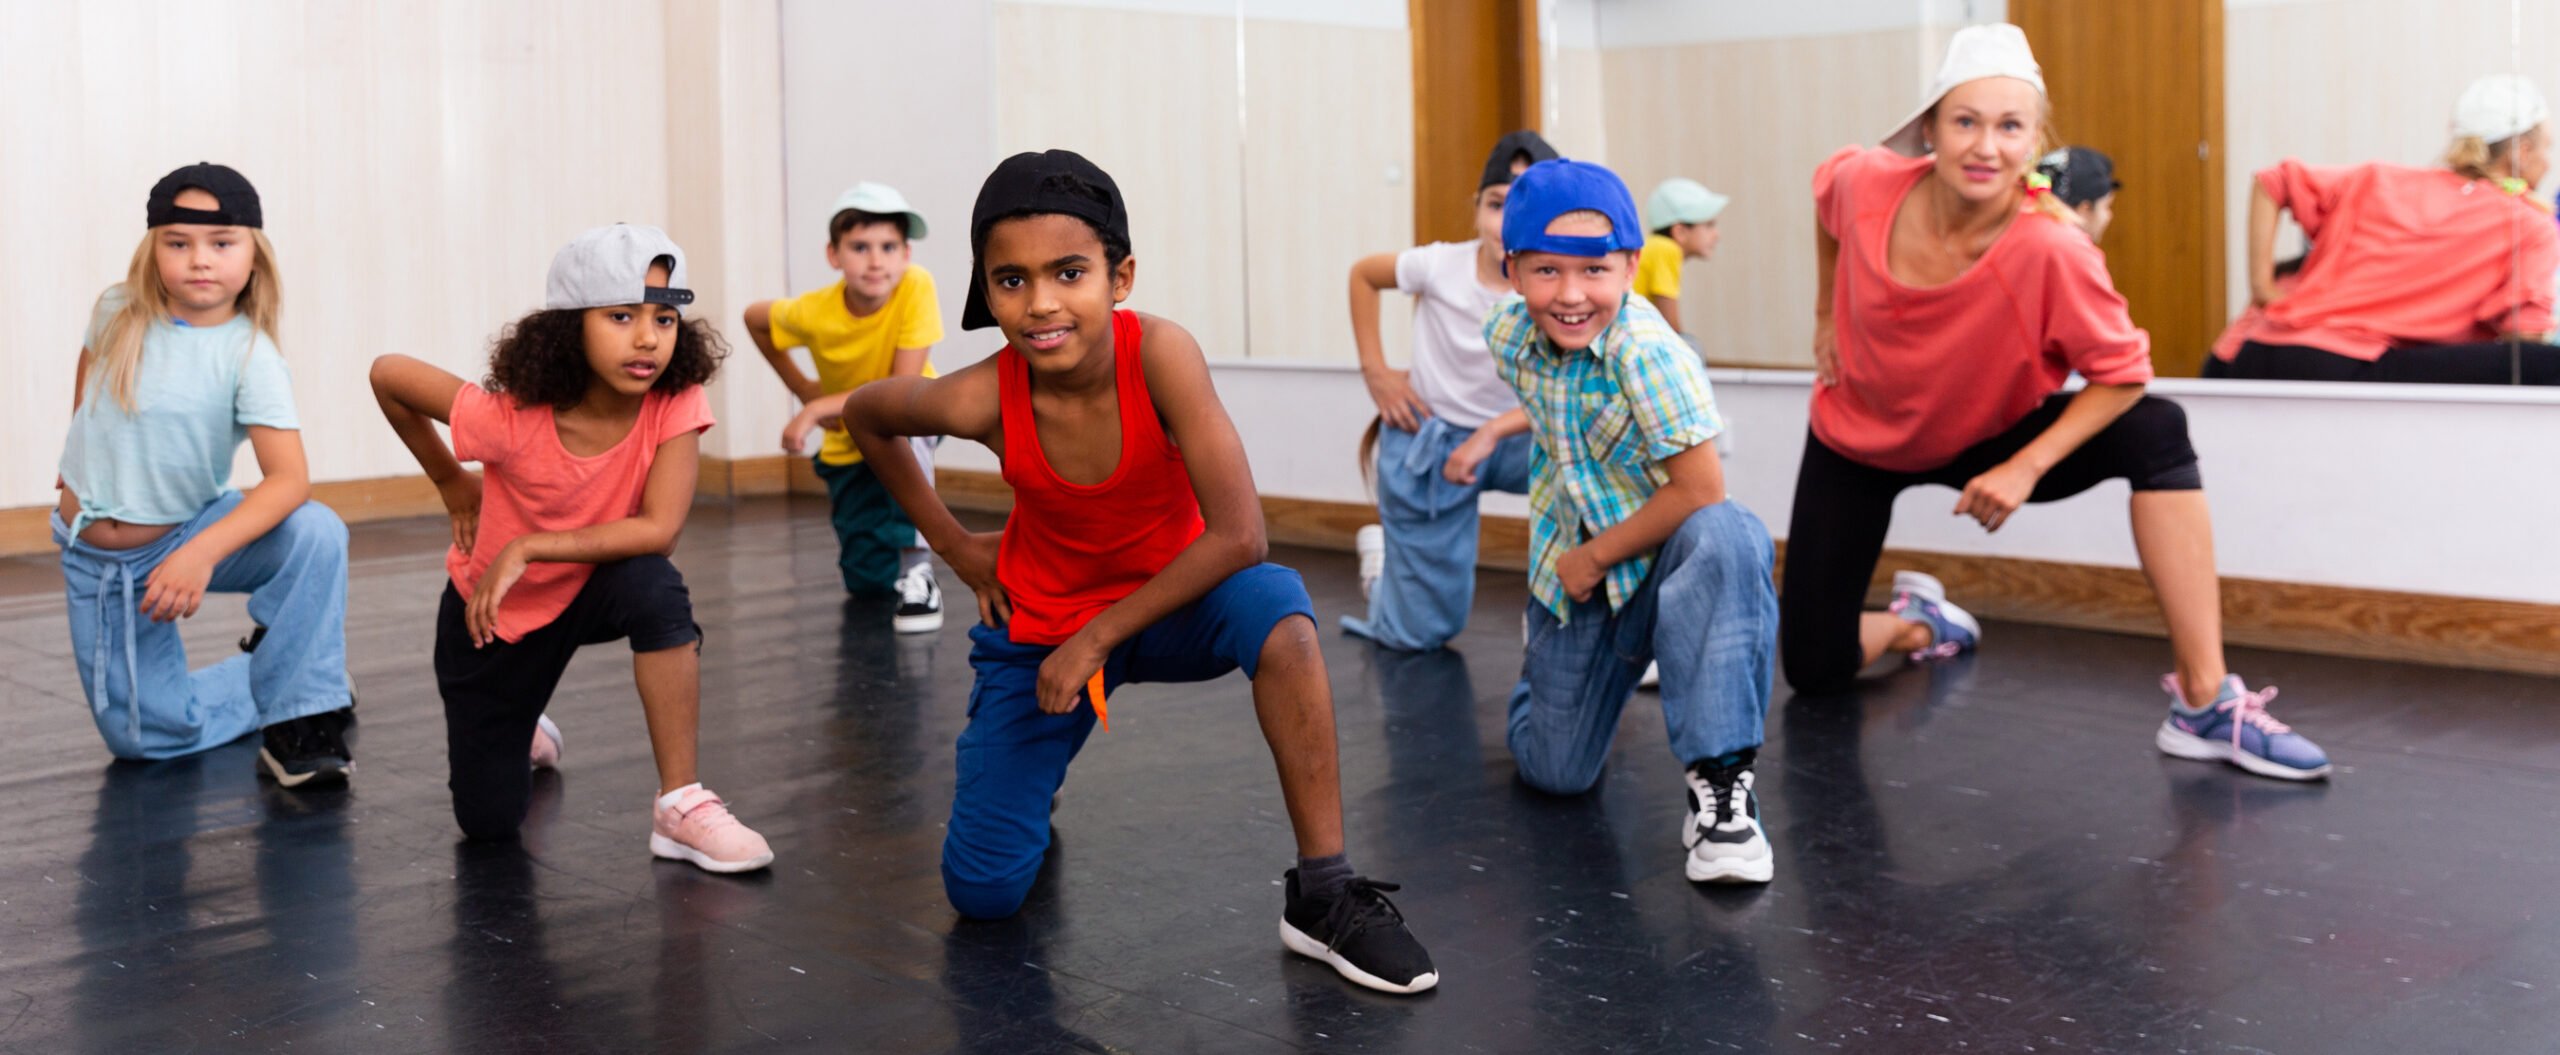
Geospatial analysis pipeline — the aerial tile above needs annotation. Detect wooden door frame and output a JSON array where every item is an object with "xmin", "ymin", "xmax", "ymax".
[{"xmin": 1408, "ymin": 0, "xmax": 1541, "ymax": 245}]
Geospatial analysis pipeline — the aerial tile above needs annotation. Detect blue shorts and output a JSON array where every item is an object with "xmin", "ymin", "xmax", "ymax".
[{"xmin": 943, "ymin": 563, "xmax": 1317, "ymax": 919}]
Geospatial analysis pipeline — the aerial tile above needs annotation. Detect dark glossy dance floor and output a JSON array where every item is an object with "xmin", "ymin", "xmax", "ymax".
[{"xmin": 1, "ymin": 495, "xmax": 2554, "ymax": 1053}]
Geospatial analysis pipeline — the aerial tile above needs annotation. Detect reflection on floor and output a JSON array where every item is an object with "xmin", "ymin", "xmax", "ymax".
[{"xmin": 0, "ymin": 496, "xmax": 2552, "ymax": 1053}]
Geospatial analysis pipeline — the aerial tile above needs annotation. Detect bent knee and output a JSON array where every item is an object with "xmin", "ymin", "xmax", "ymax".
[
  {"xmin": 280, "ymin": 502, "xmax": 351, "ymax": 551},
  {"xmin": 943, "ymin": 867, "xmax": 1034, "ymax": 920}
]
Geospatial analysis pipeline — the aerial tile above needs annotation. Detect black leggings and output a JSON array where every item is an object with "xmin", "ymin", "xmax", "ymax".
[
  {"xmin": 2217, "ymin": 339, "xmax": 2560, "ymax": 385},
  {"xmin": 435, "ymin": 556, "xmax": 700, "ymax": 841},
  {"xmin": 1779, "ymin": 393, "xmax": 2202, "ymax": 696}
]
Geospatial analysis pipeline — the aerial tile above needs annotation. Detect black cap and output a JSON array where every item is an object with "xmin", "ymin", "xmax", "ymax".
[
  {"xmin": 2037, "ymin": 146, "xmax": 2120, "ymax": 208},
  {"xmin": 962, "ymin": 149, "xmax": 1131, "ymax": 331},
  {"xmin": 147, "ymin": 162, "xmax": 262, "ymax": 229},
  {"xmin": 1479, "ymin": 130, "xmax": 1560, "ymax": 191}
]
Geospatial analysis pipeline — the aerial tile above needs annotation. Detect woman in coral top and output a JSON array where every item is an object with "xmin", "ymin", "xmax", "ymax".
[
  {"xmin": 2220, "ymin": 74, "xmax": 2557, "ymax": 384},
  {"xmin": 1784, "ymin": 24, "xmax": 2330, "ymax": 782}
]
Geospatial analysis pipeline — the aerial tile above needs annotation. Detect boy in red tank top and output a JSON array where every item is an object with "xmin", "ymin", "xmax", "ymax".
[{"xmin": 840, "ymin": 150, "xmax": 1436, "ymax": 995}]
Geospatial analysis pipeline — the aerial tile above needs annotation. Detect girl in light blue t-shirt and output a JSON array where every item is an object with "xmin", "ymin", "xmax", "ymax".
[{"xmin": 53, "ymin": 163, "xmax": 354, "ymax": 785}]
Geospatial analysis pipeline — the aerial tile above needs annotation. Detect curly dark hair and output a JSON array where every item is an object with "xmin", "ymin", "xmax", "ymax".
[{"xmin": 483, "ymin": 307, "xmax": 728, "ymax": 410}]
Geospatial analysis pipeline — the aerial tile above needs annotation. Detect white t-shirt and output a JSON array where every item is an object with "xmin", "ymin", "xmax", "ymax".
[{"xmin": 1395, "ymin": 240, "xmax": 1520, "ymax": 429}]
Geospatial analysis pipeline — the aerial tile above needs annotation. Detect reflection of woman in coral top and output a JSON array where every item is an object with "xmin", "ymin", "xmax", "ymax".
[
  {"xmin": 2223, "ymin": 74, "xmax": 2558, "ymax": 384},
  {"xmin": 1786, "ymin": 25, "xmax": 2331, "ymax": 783}
]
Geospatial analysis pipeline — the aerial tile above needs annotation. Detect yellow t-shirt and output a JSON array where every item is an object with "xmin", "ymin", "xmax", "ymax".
[
  {"xmin": 1632, "ymin": 233, "xmax": 1684, "ymax": 301},
  {"xmin": 768, "ymin": 265, "xmax": 945, "ymax": 465}
]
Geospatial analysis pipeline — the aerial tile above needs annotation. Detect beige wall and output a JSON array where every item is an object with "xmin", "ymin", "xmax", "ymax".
[
  {"xmin": 989, "ymin": 1, "xmax": 1413, "ymax": 365},
  {"xmin": 0, "ymin": 0, "xmax": 789, "ymax": 509}
]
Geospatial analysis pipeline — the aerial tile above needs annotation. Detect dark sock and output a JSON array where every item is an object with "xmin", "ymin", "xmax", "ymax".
[{"xmin": 1296, "ymin": 853, "xmax": 1353, "ymax": 901}]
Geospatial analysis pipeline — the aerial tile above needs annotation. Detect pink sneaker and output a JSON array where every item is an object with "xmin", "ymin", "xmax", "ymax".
[
  {"xmin": 649, "ymin": 785, "xmax": 774, "ymax": 873},
  {"xmin": 529, "ymin": 715, "xmax": 563, "ymax": 770}
]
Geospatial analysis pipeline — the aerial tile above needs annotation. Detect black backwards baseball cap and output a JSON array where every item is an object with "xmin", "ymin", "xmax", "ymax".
[
  {"xmin": 147, "ymin": 162, "xmax": 262, "ymax": 229},
  {"xmin": 1480, "ymin": 130, "xmax": 1560, "ymax": 191},
  {"xmin": 2037, "ymin": 146, "xmax": 2120, "ymax": 208},
  {"xmin": 962, "ymin": 149, "xmax": 1132, "ymax": 331}
]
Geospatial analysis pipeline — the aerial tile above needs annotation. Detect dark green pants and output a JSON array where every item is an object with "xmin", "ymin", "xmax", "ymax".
[{"xmin": 813, "ymin": 450, "xmax": 925, "ymax": 595}]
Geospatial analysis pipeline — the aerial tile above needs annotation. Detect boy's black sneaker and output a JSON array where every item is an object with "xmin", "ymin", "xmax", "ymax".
[
  {"xmin": 257, "ymin": 711, "xmax": 352, "ymax": 789},
  {"xmin": 1279, "ymin": 869, "xmax": 1438, "ymax": 994},
  {"xmin": 892, "ymin": 563, "xmax": 944, "ymax": 634}
]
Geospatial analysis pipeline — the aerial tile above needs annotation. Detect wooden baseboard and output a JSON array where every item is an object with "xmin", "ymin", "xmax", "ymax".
[{"xmin": 935, "ymin": 467, "xmax": 2560, "ymax": 678}]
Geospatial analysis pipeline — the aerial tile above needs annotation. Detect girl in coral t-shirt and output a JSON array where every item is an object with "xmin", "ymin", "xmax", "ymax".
[
  {"xmin": 371, "ymin": 225, "xmax": 774, "ymax": 873},
  {"xmin": 1785, "ymin": 25, "xmax": 2329, "ymax": 782}
]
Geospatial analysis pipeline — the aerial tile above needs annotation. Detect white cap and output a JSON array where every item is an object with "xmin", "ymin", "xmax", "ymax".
[
  {"xmin": 1882, "ymin": 24, "xmax": 2046, "ymax": 158},
  {"xmin": 830, "ymin": 181, "xmax": 928, "ymax": 240},
  {"xmin": 2452, "ymin": 73, "xmax": 2550, "ymax": 144},
  {"xmin": 545, "ymin": 224, "xmax": 693, "ymax": 313}
]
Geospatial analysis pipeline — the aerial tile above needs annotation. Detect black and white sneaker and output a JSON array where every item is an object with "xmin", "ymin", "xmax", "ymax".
[
  {"xmin": 892, "ymin": 562, "xmax": 943, "ymax": 634},
  {"xmin": 1279, "ymin": 870, "xmax": 1438, "ymax": 994},
  {"xmin": 1683, "ymin": 760, "xmax": 1772, "ymax": 883},
  {"xmin": 257, "ymin": 710, "xmax": 353, "ymax": 789}
]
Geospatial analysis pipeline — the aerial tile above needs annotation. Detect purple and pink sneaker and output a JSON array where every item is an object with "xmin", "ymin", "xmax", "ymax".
[
  {"xmin": 1889, "ymin": 571, "xmax": 1980, "ymax": 662},
  {"xmin": 2156, "ymin": 674, "xmax": 2331, "ymax": 781}
]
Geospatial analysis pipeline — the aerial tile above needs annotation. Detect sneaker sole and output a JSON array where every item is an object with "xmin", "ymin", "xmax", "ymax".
[
  {"xmin": 892, "ymin": 609, "xmax": 945, "ymax": 634},
  {"xmin": 649, "ymin": 833, "xmax": 774, "ymax": 874},
  {"xmin": 1686, "ymin": 851, "xmax": 1775, "ymax": 884},
  {"xmin": 531, "ymin": 714, "xmax": 563, "ymax": 771},
  {"xmin": 1278, "ymin": 919, "xmax": 1439, "ymax": 995},
  {"xmin": 2154, "ymin": 721, "xmax": 2331, "ymax": 781},
  {"xmin": 257, "ymin": 748, "xmax": 350, "ymax": 789}
]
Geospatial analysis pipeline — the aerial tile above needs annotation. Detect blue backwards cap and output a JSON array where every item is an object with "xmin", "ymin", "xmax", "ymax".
[{"xmin": 1501, "ymin": 159, "xmax": 1644, "ymax": 259}]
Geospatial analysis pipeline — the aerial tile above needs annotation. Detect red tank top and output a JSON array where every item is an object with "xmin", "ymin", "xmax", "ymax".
[{"xmin": 997, "ymin": 310, "xmax": 1206, "ymax": 645}]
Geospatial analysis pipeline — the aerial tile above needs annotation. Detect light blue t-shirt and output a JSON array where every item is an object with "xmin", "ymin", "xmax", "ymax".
[{"xmin": 58, "ymin": 285, "xmax": 300, "ymax": 535}]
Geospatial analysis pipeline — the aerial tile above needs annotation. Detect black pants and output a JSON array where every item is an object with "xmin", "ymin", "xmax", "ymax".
[
  {"xmin": 1779, "ymin": 393, "xmax": 2203, "ymax": 696},
  {"xmin": 434, "ymin": 556, "xmax": 700, "ymax": 841},
  {"xmin": 2221, "ymin": 339, "xmax": 2560, "ymax": 385}
]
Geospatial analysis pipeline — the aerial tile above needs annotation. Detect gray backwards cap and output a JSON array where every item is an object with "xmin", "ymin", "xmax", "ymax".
[{"xmin": 546, "ymin": 224, "xmax": 696, "ymax": 312}]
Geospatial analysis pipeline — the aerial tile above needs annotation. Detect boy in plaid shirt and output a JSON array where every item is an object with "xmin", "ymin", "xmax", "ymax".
[{"xmin": 1486, "ymin": 159, "xmax": 1781, "ymax": 884}]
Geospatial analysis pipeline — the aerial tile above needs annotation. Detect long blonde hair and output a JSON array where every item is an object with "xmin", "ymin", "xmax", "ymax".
[
  {"xmin": 87, "ymin": 227, "xmax": 284, "ymax": 413},
  {"xmin": 2444, "ymin": 130, "xmax": 2558, "ymax": 215}
]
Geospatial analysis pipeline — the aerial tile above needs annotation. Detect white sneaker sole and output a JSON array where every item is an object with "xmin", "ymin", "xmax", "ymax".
[
  {"xmin": 892, "ymin": 608, "xmax": 945, "ymax": 634},
  {"xmin": 1278, "ymin": 919, "xmax": 1439, "ymax": 994},
  {"xmin": 1892, "ymin": 569, "xmax": 1981, "ymax": 643},
  {"xmin": 531, "ymin": 714, "xmax": 563, "ymax": 770},
  {"xmin": 1686, "ymin": 848, "xmax": 1775, "ymax": 884},
  {"xmin": 257, "ymin": 748, "xmax": 350, "ymax": 788},
  {"xmin": 649, "ymin": 833, "xmax": 775, "ymax": 874},
  {"xmin": 2154, "ymin": 721, "xmax": 2331, "ymax": 781}
]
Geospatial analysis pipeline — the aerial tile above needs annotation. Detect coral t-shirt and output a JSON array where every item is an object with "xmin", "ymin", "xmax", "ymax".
[
  {"xmin": 2239, "ymin": 160, "xmax": 2558, "ymax": 360},
  {"xmin": 447, "ymin": 383, "xmax": 714, "ymax": 642},
  {"xmin": 1812, "ymin": 146, "xmax": 2154, "ymax": 473}
]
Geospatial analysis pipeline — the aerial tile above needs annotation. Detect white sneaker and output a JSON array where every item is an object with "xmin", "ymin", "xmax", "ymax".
[
  {"xmin": 1355, "ymin": 524, "xmax": 1385, "ymax": 601},
  {"xmin": 529, "ymin": 714, "xmax": 563, "ymax": 770},
  {"xmin": 1682, "ymin": 762, "xmax": 1773, "ymax": 883},
  {"xmin": 1638, "ymin": 662, "xmax": 1661, "ymax": 689},
  {"xmin": 893, "ymin": 562, "xmax": 944, "ymax": 634},
  {"xmin": 1890, "ymin": 570, "xmax": 1980, "ymax": 660}
]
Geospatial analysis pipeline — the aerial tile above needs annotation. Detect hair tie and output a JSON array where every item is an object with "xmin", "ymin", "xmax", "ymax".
[
  {"xmin": 2498, "ymin": 176, "xmax": 2529, "ymax": 196},
  {"xmin": 2023, "ymin": 171, "xmax": 2055, "ymax": 200}
]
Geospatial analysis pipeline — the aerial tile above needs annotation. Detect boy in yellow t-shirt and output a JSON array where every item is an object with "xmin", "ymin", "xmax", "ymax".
[
  {"xmin": 747, "ymin": 182, "xmax": 948, "ymax": 631},
  {"xmin": 1633, "ymin": 178, "xmax": 1730, "ymax": 341}
]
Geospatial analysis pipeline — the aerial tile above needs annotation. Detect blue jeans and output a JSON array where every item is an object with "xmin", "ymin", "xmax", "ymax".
[
  {"xmin": 1341, "ymin": 418, "xmax": 1533, "ymax": 651},
  {"xmin": 55, "ymin": 492, "xmax": 352, "ymax": 760},
  {"xmin": 944, "ymin": 563, "xmax": 1318, "ymax": 919},
  {"xmin": 1506, "ymin": 501, "xmax": 1777, "ymax": 795}
]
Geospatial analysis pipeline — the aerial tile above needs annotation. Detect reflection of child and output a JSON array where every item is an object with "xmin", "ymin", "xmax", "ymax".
[
  {"xmin": 1341, "ymin": 130, "xmax": 1555, "ymax": 652},
  {"xmin": 746, "ymin": 183, "xmax": 947, "ymax": 630},
  {"xmin": 55, "ymin": 163, "xmax": 356, "ymax": 784},
  {"xmin": 372, "ymin": 225, "xmax": 773, "ymax": 873},
  {"xmin": 841, "ymin": 150, "xmax": 1437, "ymax": 995},
  {"xmin": 1632, "ymin": 177, "xmax": 1728, "ymax": 337},
  {"xmin": 1490, "ymin": 159, "xmax": 1781, "ymax": 886}
]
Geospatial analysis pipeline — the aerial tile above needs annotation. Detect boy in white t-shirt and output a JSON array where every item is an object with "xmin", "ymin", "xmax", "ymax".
[{"xmin": 1341, "ymin": 131, "xmax": 1556, "ymax": 651}]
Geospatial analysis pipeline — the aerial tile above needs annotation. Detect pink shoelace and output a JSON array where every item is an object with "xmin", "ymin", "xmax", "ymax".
[
  {"xmin": 673, "ymin": 793, "xmax": 743, "ymax": 833},
  {"xmin": 2164, "ymin": 674, "xmax": 2293, "ymax": 749}
]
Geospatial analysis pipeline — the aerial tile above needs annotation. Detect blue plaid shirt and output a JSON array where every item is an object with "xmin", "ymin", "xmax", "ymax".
[{"xmin": 1486, "ymin": 292, "xmax": 1724, "ymax": 620}]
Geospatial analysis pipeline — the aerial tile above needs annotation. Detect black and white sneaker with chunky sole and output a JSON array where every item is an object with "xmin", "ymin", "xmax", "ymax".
[
  {"xmin": 1279, "ymin": 870, "xmax": 1439, "ymax": 994},
  {"xmin": 257, "ymin": 710, "xmax": 353, "ymax": 789},
  {"xmin": 892, "ymin": 563, "xmax": 944, "ymax": 634},
  {"xmin": 1683, "ymin": 761, "xmax": 1772, "ymax": 884}
]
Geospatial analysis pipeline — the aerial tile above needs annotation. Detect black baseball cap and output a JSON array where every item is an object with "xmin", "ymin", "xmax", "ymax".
[
  {"xmin": 147, "ymin": 162, "xmax": 262, "ymax": 229},
  {"xmin": 1480, "ymin": 130, "xmax": 1560, "ymax": 191},
  {"xmin": 2037, "ymin": 147, "xmax": 2120, "ymax": 208},
  {"xmin": 962, "ymin": 149, "xmax": 1132, "ymax": 331}
]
